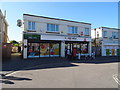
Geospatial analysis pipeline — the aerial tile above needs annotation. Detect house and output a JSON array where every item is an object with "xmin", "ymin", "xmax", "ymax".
[
  {"xmin": 0, "ymin": 9, "xmax": 9, "ymax": 43},
  {"xmin": 91, "ymin": 27, "xmax": 120, "ymax": 56},
  {"xmin": 0, "ymin": 9, "xmax": 11, "ymax": 59},
  {"xmin": 22, "ymin": 14, "xmax": 92, "ymax": 59}
]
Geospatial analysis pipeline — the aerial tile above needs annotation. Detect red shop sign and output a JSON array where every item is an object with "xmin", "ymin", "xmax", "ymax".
[{"xmin": 81, "ymin": 32, "xmax": 83, "ymax": 36}]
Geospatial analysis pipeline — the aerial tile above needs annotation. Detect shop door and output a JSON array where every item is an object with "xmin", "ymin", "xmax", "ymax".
[
  {"xmin": 73, "ymin": 43, "xmax": 81, "ymax": 57},
  {"xmin": 65, "ymin": 43, "xmax": 72, "ymax": 56},
  {"xmin": 65, "ymin": 43, "xmax": 81, "ymax": 57},
  {"xmin": 65, "ymin": 42, "xmax": 88, "ymax": 57}
]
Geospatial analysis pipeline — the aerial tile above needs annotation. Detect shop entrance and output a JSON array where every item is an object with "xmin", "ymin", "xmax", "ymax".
[
  {"xmin": 65, "ymin": 42, "xmax": 89, "ymax": 57},
  {"xmin": 65, "ymin": 43, "xmax": 81, "ymax": 57}
]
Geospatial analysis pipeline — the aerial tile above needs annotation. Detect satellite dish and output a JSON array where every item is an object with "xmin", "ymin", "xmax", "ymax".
[{"xmin": 17, "ymin": 19, "xmax": 22, "ymax": 27}]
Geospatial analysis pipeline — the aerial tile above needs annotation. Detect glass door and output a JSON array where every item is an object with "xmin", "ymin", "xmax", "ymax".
[{"xmin": 65, "ymin": 43, "xmax": 72, "ymax": 57}]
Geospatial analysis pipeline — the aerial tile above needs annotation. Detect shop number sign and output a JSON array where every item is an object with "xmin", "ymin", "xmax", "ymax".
[{"xmin": 24, "ymin": 34, "xmax": 40, "ymax": 40}]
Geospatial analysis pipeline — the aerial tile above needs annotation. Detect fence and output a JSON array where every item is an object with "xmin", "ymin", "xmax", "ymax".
[{"xmin": 2, "ymin": 43, "xmax": 12, "ymax": 60}]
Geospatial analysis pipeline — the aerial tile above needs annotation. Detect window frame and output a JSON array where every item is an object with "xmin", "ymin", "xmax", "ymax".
[
  {"xmin": 47, "ymin": 23, "xmax": 59, "ymax": 32},
  {"xmin": 28, "ymin": 21, "xmax": 36, "ymax": 31},
  {"xmin": 68, "ymin": 26, "xmax": 78, "ymax": 34},
  {"xmin": 112, "ymin": 32, "xmax": 118, "ymax": 39},
  {"xmin": 103, "ymin": 31, "xmax": 107, "ymax": 38},
  {"xmin": 84, "ymin": 28, "xmax": 89, "ymax": 36}
]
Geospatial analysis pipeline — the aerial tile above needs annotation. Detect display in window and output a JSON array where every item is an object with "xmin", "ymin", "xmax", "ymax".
[
  {"xmin": 40, "ymin": 43, "xmax": 49, "ymax": 57},
  {"xmin": 117, "ymin": 49, "xmax": 120, "ymax": 56},
  {"xmin": 50, "ymin": 43, "xmax": 59, "ymax": 57},
  {"xmin": 81, "ymin": 43, "xmax": 88, "ymax": 54},
  {"xmin": 28, "ymin": 43, "xmax": 39, "ymax": 58},
  {"xmin": 106, "ymin": 49, "xmax": 110, "ymax": 56},
  {"xmin": 111, "ymin": 49, "xmax": 115, "ymax": 56}
]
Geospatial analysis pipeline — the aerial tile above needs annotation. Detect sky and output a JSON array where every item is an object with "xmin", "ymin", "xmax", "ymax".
[{"xmin": 0, "ymin": 2, "xmax": 118, "ymax": 42}]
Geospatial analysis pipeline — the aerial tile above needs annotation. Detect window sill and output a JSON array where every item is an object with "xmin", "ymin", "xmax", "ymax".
[
  {"xmin": 85, "ymin": 35, "xmax": 89, "ymax": 36},
  {"xmin": 113, "ymin": 38, "xmax": 119, "ymax": 39},
  {"xmin": 103, "ymin": 37, "xmax": 108, "ymax": 38},
  {"xmin": 67, "ymin": 33, "xmax": 78, "ymax": 35},
  {"xmin": 46, "ymin": 31, "xmax": 60, "ymax": 34},
  {"xmin": 27, "ymin": 30, "xmax": 36, "ymax": 32}
]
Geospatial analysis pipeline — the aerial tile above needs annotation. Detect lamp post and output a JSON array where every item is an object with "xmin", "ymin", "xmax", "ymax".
[{"xmin": 94, "ymin": 29, "xmax": 97, "ymax": 55}]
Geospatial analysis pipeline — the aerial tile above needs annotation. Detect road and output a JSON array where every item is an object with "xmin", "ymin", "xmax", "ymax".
[{"xmin": 2, "ymin": 62, "xmax": 119, "ymax": 88}]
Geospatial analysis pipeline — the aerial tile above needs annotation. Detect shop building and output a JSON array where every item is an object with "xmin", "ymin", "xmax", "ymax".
[
  {"xmin": 23, "ymin": 14, "xmax": 92, "ymax": 59},
  {"xmin": 91, "ymin": 27, "xmax": 120, "ymax": 56}
]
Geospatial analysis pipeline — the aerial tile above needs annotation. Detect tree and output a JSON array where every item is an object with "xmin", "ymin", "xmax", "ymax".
[{"xmin": 10, "ymin": 40, "xmax": 19, "ymax": 47}]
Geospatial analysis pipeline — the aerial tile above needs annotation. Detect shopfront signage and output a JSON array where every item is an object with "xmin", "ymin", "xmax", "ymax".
[
  {"xmin": 65, "ymin": 36, "xmax": 77, "ymax": 40},
  {"xmin": 24, "ymin": 34, "xmax": 40, "ymax": 40},
  {"xmin": 41, "ymin": 35, "xmax": 91, "ymax": 41},
  {"xmin": 84, "ymin": 38, "xmax": 86, "ymax": 41}
]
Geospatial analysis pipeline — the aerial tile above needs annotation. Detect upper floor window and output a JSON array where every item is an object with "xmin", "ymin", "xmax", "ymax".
[
  {"xmin": 85, "ymin": 28, "xmax": 89, "ymax": 36},
  {"xmin": 112, "ymin": 32, "xmax": 118, "ymax": 39},
  {"xmin": 97, "ymin": 31, "xmax": 99, "ymax": 38},
  {"xmin": 103, "ymin": 31, "xmax": 107, "ymax": 37},
  {"xmin": 47, "ymin": 24, "xmax": 59, "ymax": 32},
  {"xmin": 68, "ymin": 26, "xmax": 77, "ymax": 34},
  {"xmin": 28, "ymin": 21, "xmax": 35, "ymax": 30}
]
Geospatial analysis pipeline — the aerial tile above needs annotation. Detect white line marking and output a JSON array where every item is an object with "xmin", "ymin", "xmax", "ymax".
[{"xmin": 113, "ymin": 74, "xmax": 120, "ymax": 86}]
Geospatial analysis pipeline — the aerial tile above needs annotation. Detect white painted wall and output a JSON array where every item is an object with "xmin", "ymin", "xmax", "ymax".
[
  {"xmin": 23, "ymin": 14, "xmax": 92, "ymax": 58},
  {"xmin": 23, "ymin": 39, "xmax": 27, "ymax": 59},
  {"xmin": 61, "ymin": 41, "xmax": 65, "ymax": 57},
  {"xmin": 23, "ymin": 15, "xmax": 91, "ymax": 36}
]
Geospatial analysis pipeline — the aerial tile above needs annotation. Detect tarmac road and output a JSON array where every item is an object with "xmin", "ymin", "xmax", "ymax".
[{"xmin": 2, "ymin": 62, "xmax": 119, "ymax": 88}]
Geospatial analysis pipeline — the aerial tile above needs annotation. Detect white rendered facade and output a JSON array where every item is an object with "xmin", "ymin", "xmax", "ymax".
[
  {"xmin": 91, "ymin": 27, "xmax": 120, "ymax": 56},
  {"xmin": 23, "ymin": 14, "xmax": 92, "ymax": 59}
]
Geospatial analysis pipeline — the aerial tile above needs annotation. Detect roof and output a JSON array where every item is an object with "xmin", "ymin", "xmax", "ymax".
[
  {"xmin": 100, "ymin": 27, "xmax": 120, "ymax": 30},
  {"xmin": 0, "ymin": 9, "xmax": 8, "ymax": 26},
  {"xmin": 92, "ymin": 27, "xmax": 120, "ymax": 30},
  {"xmin": 23, "ymin": 14, "xmax": 91, "ymax": 25}
]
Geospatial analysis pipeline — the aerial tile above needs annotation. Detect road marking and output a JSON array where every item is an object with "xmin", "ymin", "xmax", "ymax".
[{"xmin": 113, "ymin": 74, "xmax": 120, "ymax": 86}]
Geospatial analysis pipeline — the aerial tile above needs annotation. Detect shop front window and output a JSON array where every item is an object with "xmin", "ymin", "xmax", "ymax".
[
  {"xmin": 40, "ymin": 43, "xmax": 49, "ymax": 57},
  {"xmin": 50, "ymin": 43, "xmax": 59, "ymax": 57},
  {"xmin": 28, "ymin": 43, "xmax": 40, "ymax": 58},
  {"xmin": 81, "ymin": 43, "xmax": 88, "ymax": 55},
  {"xmin": 73, "ymin": 43, "xmax": 81, "ymax": 56}
]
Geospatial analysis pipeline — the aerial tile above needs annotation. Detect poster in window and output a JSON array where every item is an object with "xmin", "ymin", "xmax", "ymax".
[
  {"xmin": 81, "ymin": 43, "xmax": 88, "ymax": 54},
  {"xmin": 50, "ymin": 43, "xmax": 59, "ymax": 57},
  {"xmin": 40, "ymin": 43, "xmax": 49, "ymax": 57},
  {"xmin": 28, "ymin": 43, "xmax": 39, "ymax": 58}
]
